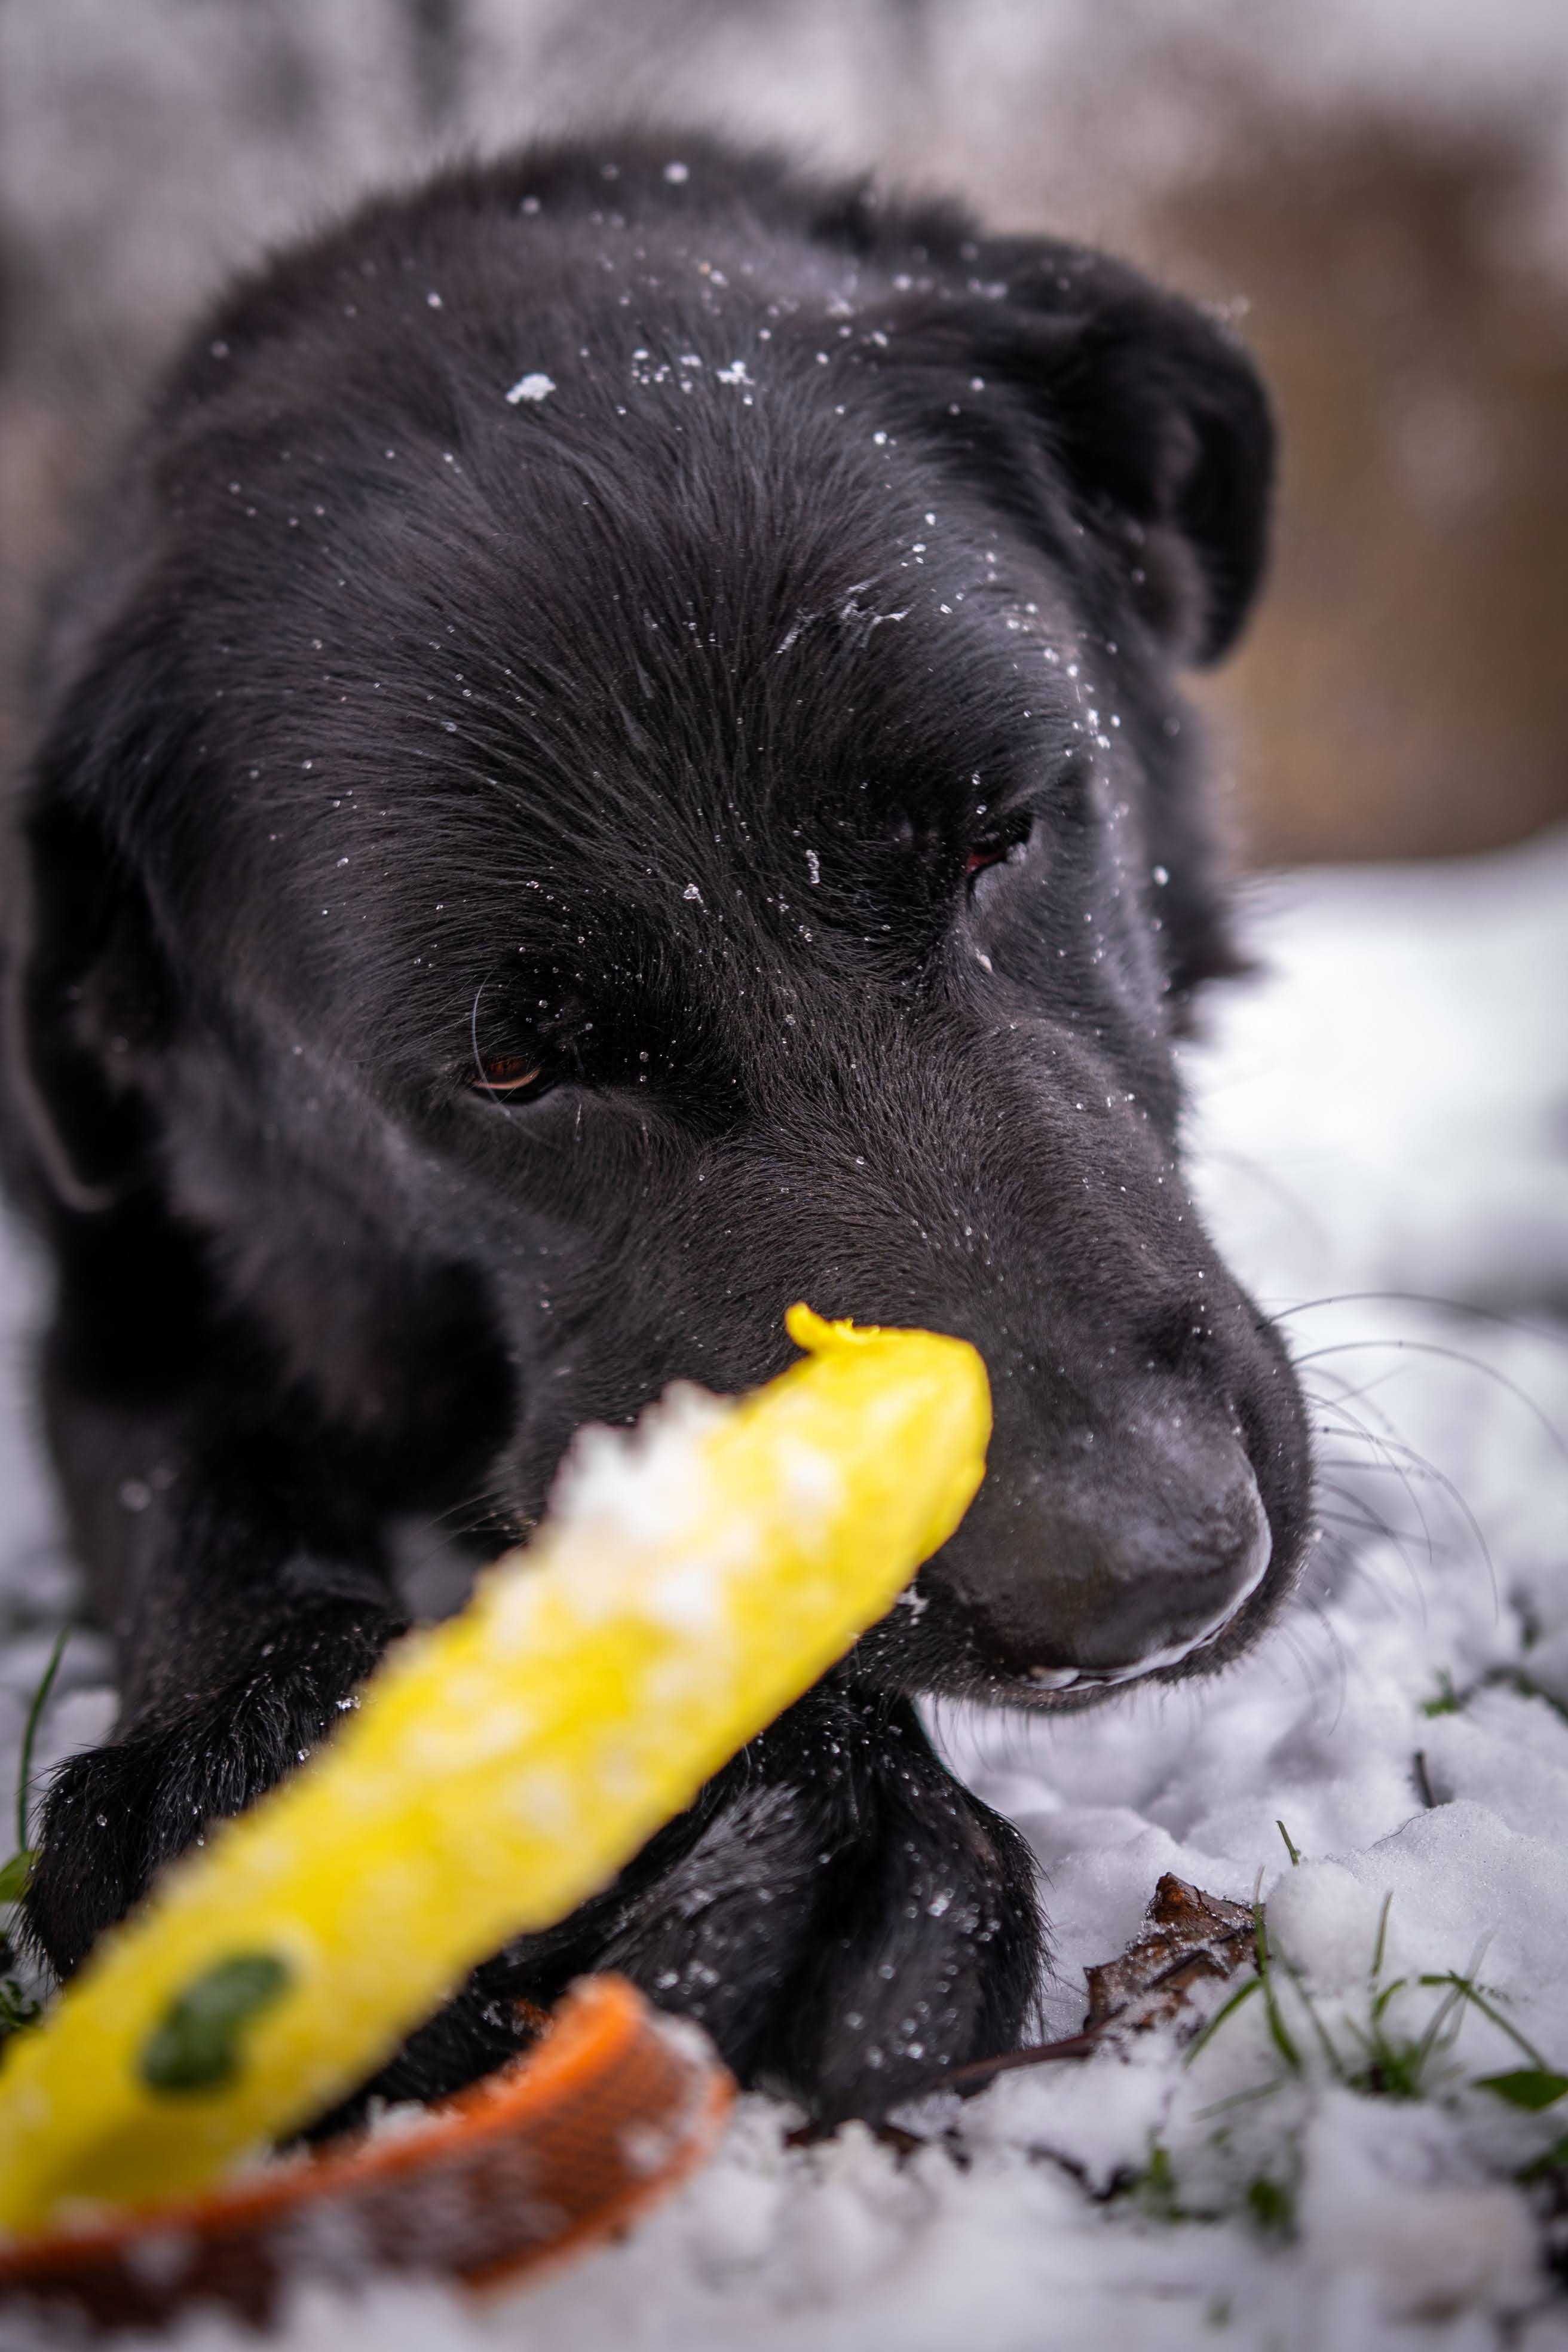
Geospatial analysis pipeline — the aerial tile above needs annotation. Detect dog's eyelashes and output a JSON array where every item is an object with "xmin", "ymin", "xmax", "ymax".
[
  {"xmin": 964, "ymin": 822, "xmax": 1033, "ymax": 888},
  {"xmin": 473, "ymin": 1054, "xmax": 547, "ymax": 1100},
  {"xmin": 880, "ymin": 808, "xmax": 1032, "ymax": 889}
]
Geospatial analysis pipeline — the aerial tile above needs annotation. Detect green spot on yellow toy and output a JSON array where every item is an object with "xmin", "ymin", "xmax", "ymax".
[{"xmin": 140, "ymin": 1953, "xmax": 294, "ymax": 2095}]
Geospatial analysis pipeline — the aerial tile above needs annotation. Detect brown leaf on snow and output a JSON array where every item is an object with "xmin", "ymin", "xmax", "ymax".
[
  {"xmin": 1081, "ymin": 1873, "xmax": 1255, "ymax": 2044},
  {"xmin": 896, "ymin": 1873, "xmax": 1258, "ymax": 2105}
]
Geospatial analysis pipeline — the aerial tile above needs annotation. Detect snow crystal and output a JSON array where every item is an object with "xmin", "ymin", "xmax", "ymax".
[{"xmin": 504, "ymin": 373, "xmax": 555, "ymax": 406}]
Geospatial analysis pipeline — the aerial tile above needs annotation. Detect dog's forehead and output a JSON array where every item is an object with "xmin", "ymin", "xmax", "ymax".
[
  {"xmin": 185, "ymin": 395, "xmax": 1085, "ymax": 999},
  {"xmin": 146, "ymin": 233, "xmax": 1128, "ymax": 1054},
  {"xmin": 299, "ymin": 564, "xmax": 1073, "ymax": 1045}
]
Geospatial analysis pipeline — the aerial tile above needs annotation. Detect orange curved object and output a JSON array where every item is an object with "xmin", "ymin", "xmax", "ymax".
[{"xmin": 0, "ymin": 1977, "xmax": 731, "ymax": 2333}]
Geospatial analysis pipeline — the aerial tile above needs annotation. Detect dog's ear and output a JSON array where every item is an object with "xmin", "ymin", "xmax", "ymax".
[
  {"xmin": 877, "ymin": 240, "xmax": 1275, "ymax": 664},
  {"xmin": 4, "ymin": 795, "xmax": 166, "ymax": 1214}
]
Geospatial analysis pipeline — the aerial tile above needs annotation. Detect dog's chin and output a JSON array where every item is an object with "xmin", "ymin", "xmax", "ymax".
[
  {"xmin": 904, "ymin": 1655, "xmax": 1204, "ymax": 1716},
  {"xmin": 891, "ymin": 1637, "xmax": 1244, "ymax": 1718},
  {"xmin": 962, "ymin": 1635, "xmax": 1242, "ymax": 1714}
]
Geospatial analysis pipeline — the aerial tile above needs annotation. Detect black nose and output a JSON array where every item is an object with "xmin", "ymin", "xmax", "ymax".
[{"xmin": 943, "ymin": 1393, "xmax": 1273, "ymax": 1687}]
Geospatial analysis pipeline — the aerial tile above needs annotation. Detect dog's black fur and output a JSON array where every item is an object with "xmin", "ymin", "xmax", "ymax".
[{"xmin": 1, "ymin": 134, "xmax": 1311, "ymax": 2125}]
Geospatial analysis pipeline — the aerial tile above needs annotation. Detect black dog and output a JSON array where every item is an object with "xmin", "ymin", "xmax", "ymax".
[{"xmin": 1, "ymin": 134, "xmax": 1310, "ymax": 2125}]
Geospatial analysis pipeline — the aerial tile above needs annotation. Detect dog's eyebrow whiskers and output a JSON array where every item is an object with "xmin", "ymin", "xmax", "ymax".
[{"xmin": 468, "ymin": 975, "xmax": 516, "ymax": 1115}]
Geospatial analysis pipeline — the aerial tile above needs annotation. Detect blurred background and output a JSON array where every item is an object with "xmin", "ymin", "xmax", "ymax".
[{"xmin": 1, "ymin": 0, "xmax": 1565, "ymax": 868}]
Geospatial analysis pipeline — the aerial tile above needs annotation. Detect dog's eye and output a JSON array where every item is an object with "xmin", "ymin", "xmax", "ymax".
[
  {"xmin": 471, "ymin": 1054, "xmax": 547, "ymax": 1100},
  {"xmin": 964, "ymin": 821, "xmax": 1031, "ymax": 885}
]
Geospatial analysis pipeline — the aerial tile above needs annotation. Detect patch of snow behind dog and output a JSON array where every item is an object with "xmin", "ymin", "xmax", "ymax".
[{"xmin": 2, "ymin": 831, "xmax": 1567, "ymax": 2348}]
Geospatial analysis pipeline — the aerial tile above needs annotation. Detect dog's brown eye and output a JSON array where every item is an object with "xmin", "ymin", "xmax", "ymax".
[
  {"xmin": 964, "ymin": 826, "xmax": 1029, "ymax": 882},
  {"xmin": 473, "ymin": 1054, "xmax": 546, "ymax": 1098}
]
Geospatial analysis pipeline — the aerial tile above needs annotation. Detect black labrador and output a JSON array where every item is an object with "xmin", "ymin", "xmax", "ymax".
[{"xmin": 0, "ymin": 135, "xmax": 1311, "ymax": 2126}]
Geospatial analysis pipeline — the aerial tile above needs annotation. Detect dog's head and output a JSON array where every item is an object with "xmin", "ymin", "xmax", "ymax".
[{"xmin": 7, "ymin": 139, "xmax": 1310, "ymax": 1706}]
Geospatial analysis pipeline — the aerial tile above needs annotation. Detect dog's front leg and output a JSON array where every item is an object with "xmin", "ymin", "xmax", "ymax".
[
  {"xmin": 758, "ymin": 1695, "xmax": 1045, "ymax": 2127},
  {"xmin": 479, "ymin": 1683, "xmax": 1045, "ymax": 2125},
  {"xmin": 23, "ymin": 1384, "xmax": 406, "ymax": 1983}
]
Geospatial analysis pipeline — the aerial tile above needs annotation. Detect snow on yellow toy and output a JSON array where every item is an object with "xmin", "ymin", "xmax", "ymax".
[{"xmin": 0, "ymin": 1306, "xmax": 990, "ymax": 2235}]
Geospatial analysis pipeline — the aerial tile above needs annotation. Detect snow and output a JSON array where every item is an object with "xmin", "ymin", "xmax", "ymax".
[
  {"xmin": 546, "ymin": 1382, "xmax": 727, "ymax": 1553},
  {"xmin": 1, "ymin": 829, "xmax": 1566, "ymax": 2347}
]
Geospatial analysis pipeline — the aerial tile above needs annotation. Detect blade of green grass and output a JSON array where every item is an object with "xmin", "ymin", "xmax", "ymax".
[
  {"xmin": 14, "ymin": 1625, "xmax": 68, "ymax": 1855},
  {"xmin": 1253, "ymin": 1897, "xmax": 1303, "ymax": 2075},
  {"xmin": 1186, "ymin": 1973, "xmax": 1263, "ymax": 2066},
  {"xmin": 1370, "ymin": 1892, "xmax": 1393, "ymax": 1983},
  {"xmin": 1418, "ymin": 1974, "xmax": 1549, "ymax": 2071}
]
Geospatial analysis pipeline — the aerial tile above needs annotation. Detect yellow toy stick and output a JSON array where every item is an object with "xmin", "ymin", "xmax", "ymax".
[{"xmin": 0, "ymin": 1307, "xmax": 989, "ymax": 2234}]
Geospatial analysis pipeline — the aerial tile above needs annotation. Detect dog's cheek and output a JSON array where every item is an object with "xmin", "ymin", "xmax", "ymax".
[{"xmin": 161, "ymin": 1118, "xmax": 517, "ymax": 1494}]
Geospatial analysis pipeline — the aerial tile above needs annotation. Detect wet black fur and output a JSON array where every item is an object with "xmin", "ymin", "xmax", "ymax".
[{"xmin": 0, "ymin": 134, "xmax": 1310, "ymax": 2125}]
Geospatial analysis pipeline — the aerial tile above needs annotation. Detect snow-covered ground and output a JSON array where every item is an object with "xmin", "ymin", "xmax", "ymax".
[{"xmin": 1, "ymin": 830, "xmax": 1566, "ymax": 2350}]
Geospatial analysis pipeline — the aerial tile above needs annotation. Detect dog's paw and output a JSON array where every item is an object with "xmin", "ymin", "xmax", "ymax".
[
  {"xmin": 491, "ymin": 1688, "xmax": 1045, "ymax": 2124},
  {"xmin": 24, "ymin": 1598, "xmax": 400, "ymax": 1979},
  {"xmin": 762, "ymin": 1724, "xmax": 1044, "ymax": 2126}
]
